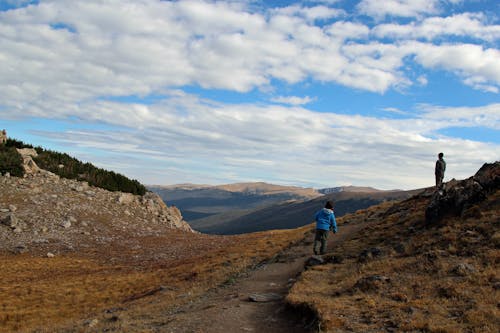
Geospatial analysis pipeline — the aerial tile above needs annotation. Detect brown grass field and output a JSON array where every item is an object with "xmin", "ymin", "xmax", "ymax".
[
  {"xmin": 287, "ymin": 189, "xmax": 500, "ymax": 332},
  {"xmin": 0, "ymin": 226, "xmax": 308, "ymax": 332}
]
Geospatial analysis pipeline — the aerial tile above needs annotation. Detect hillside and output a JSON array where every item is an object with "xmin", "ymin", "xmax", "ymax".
[
  {"xmin": 191, "ymin": 188, "xmax": 420, "ymax": 234},
  {"xmin": 0, "ymin": 164, "xmax": 308, "ymax": 332},
  {"xmin": 2, "ymin": 137, "xmax": 146, "ymax": 195},
  {"xmin": 287, "ymin": 162, "xmax": 499, "ymax": 332},
  {"xmin": 148, "ymin": 182, "xmax": 322, "ymax": 222}
]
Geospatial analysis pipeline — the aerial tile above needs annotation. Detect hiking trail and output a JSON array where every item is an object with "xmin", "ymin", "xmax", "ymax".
[{"xmin": 150, "ymin": 221, "xmax": 366, "ymax": 333}]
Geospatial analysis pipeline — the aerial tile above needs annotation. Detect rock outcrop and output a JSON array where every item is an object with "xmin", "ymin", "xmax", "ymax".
[
  {"xmin": 0, "ymin": 165, "xmax": 193, "ymax": 254},
  {"xmin": 0, "ymin": 129, "xmax": 6, "ymax": 144},
  {"xmin": 425, "ymin": 161, "xmax": 499, "ymax": 224},
  {"xmin": 16, "ymin": 148, "xmax": 40, "ymax": 174}
]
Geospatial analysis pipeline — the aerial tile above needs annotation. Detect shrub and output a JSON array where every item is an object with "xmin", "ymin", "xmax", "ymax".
[
  {"xmin": 4, "ymin": 137, "xmax": 146, "ymax": 195},
  {"xmin": 0, "ymin": 145, "xmax": 24, "ymax": 177}
]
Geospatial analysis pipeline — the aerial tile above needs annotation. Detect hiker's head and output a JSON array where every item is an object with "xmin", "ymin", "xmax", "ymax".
[
  {"xmin": 438, "ymin": 152, "xmax": 444, "ymax": 159},
  {"xmin": 325, "ymin": 200, "xmax": 334, "ymax": 209}
]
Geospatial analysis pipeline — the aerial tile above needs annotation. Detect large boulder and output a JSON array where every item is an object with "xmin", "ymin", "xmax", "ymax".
[{"xmin": 16, "ymin": 148, "xmax": 40, "ymax": 174}]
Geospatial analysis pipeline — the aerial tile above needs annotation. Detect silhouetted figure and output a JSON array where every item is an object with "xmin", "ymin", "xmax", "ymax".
[
  {"xmin": 313, "ymin": 200, "xmax": 337, "ymax": 255},
  {"xmin": 435, "ymin": 152, "xmax": 446, "ymax": 191}
]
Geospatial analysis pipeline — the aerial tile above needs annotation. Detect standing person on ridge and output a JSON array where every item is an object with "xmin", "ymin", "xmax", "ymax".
[
  {"xmin": 435, "ymin": 152, "xmax": 446, "ymax": 192},
  {"xmin": 313, "ymin": 200, "xmax": 337, "ymax": 255}
]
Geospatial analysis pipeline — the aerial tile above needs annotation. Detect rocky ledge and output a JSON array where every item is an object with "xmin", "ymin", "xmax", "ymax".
[{"xmin": 425, "ymin": 161, "xmax": 499, "ymax": 224}]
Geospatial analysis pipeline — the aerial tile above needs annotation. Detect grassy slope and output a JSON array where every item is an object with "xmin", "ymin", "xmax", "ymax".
[
  {"xmin": 0, "ymin": 226, "xmax": 309, "ymax": 333},
  {"xmin": 287, "ymin": 188, "xmax": 499, "ymax": 332}
]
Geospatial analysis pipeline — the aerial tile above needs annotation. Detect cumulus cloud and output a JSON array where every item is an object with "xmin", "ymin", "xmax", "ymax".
[
  {"xmin": 373, "ymin": 13, "xmax": 500, "ymax": 42},
  {"xmin": 25, "ymin": 91, "xmax": 499, "ymax": 189},
  {"xmin": 0, "ymin": 0, "xmax": 499, "ymax": 189},
  {"xmin": 357, "ymin": 0, "xmax": 440, "ymax": 19},
  {"xmin": 410, "ymin": 42, "xmax": 500, "ymax": 92},
  {"xmin": 270, "ymin": 95, "xmax": 316, "ymax": 105}
]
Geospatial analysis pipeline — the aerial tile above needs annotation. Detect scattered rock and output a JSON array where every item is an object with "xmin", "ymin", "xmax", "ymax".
[
  {"xmin": 248, "ymin": 293, "xmax": 283, "ymax": 302},
  {"xmin": 323, "ymin": 254, "xmax": 344, "ymax": 264},
  {"xmin": 451, "ymin": 263, "xmax": 476, "ymax": 276},
  {"xmin": 118, "ymin": 193, "xmax": 135, "ymax": 204},
  {"xmin": 12, "ymin": 244, "xmax": 28, "ymax": 254},
  {"xmin": 85, "ymin": 319, "xmax": 99, "ymax": 328},
  {"xmin": 46, "ymin": 252, "xmax": 55, "ymax": 258},
  {"xmin": 353, "ymin": 275, "xmax": 391, "ymax": 292},
  {"xmin": 61, "ymin": 219, "xmax": 72, "ymax": 229},
  {"xmin": 8, "ymin": 204, "xmax": 17, "ymax": 212},
  {"xmin": 359, "ymin": 247, "xmax": 383, "ymax": 262},
  {"xmin": 305, "ymin": 255, "xmax": 325, "ymax": 267},
  {"xmin": 2, "ymin": 213, "xmax": 18, "ymax": 228}
]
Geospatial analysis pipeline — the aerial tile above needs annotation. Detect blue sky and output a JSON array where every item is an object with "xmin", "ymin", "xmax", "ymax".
[{"xmin": 0, "ymin": 0, "xmax": 499, "ymax": 190}]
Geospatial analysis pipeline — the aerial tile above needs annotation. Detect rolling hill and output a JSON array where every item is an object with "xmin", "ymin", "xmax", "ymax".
[
  {"xmin": 148, "ymin": 182, "xmax": 322, "ymax": 222},
  {"xmin": 190, "ymin": 187, "xmax": 421, "ymax": 234}
]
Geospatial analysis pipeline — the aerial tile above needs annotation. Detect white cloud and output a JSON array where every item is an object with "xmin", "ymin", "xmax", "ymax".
[
  {"xmin": 410, "ymin": 42, "xmax": 500, "ymax": 92},
  {"xmin": 271, "ymin": 95, "xmax": 316, "ymax": 105},
  {"xmin": 22, "ymin": 93, "xmax": 500, "ymax": 189},
  {"xmin": 417, "ymin": 75, "xmax": 428, "ymax": 86},
  {"xmin": 373, "ymin": 13, "xmax": 500, "ymax": 42},
  {"xmin": 0, "ymin": 1, "xmax": 499, "ymax": 189},
  {"xmin": 357, "ymin": 0, "xmax": 440, "ymax": 19},
  {"xmin": 272, "ymin": 5, "xmax": 345, "ymax": 22}
]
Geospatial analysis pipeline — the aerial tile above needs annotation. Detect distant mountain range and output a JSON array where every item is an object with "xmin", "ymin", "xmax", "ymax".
[{"xmin": 149, "ymin": 183, "xmax": 420, "ymax": 234}]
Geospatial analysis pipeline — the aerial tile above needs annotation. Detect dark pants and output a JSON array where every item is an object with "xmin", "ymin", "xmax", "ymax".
[
  {"xmin": 435, "ymin": 174, "xmax": 444, "ymax": 189},
  {"xmin": 313, "ymin": 229, "xmax": 329, "ymax": 255}
]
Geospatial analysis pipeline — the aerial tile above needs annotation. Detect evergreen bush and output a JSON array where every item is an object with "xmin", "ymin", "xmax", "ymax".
[
  {"xmin": 0, "ymin": 145, "xmax": 24, "ymax": 177},
  {"xmin": 3, "ymin": 138, "xmax": 147, "ymax": 195}
]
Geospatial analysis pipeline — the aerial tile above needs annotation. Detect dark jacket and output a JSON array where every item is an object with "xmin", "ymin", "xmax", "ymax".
[{"xmin": 435, "ymin": 158, "xmax": 446, "ymax": 176}]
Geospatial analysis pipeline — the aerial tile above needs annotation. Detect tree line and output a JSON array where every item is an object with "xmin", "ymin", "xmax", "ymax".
[{"xmin": 0, "ymin": 138, "xmax": 147, "ymax": 195}]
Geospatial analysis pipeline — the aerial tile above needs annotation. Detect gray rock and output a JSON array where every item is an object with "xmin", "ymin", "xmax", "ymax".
[
  {"xmin": 354, "ymin": 275, "xmax": 391, "ymax": 292},
  {"xmin": 2, "ymin": 213, "xmax": 18, "ymax": 228},
  {"xmin": 61, "ymin": 219, "xmax": 72, "ymax": 228},
  {"xmin": 248, "ymin": 293, "xmax": 283, "ymax": 302},
  {"xmin": 8, "ymin": 204, "xmax": 17, "ymax": 212},
  {"xmin": 305, "ymin": 255, "xmax": 325, "ymax": 267},
  {"xmin": 451, "ymin": 263, "xmax": 476, "ymax": 276}
]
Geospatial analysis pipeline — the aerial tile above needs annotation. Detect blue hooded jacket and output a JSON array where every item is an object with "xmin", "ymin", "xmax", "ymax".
[{"xmin": 315, "ymin": 208, "xmax": 337, "ymax": 232}]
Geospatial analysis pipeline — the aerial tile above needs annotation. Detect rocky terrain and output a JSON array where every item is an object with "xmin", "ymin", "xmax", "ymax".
[
  {"xmin": 1, "ymin": 157, "xmax": 192, "ymax": 257},
  {"xmin": 287, "ymin": 162, "xmax": 499, "ymax": 332}
]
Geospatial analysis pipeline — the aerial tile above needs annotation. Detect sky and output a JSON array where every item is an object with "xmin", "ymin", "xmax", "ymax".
[{"xmin": 0, "ymin": 0, "xmax": 499, "ymax": 190}]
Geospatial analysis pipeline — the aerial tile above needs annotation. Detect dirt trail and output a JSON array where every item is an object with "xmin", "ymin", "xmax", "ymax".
[{"xmin": 157, "ymin": 221, "xmax": 366, "ymax": 333}]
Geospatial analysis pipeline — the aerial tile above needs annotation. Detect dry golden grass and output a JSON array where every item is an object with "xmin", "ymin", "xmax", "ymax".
[
  {"xmin": 0, "ymin": 226, "xmax": 308, "ymax": 332},
  {"xmin": 287, "ymin": 190, "xmax": 500, "ymax": 332}
]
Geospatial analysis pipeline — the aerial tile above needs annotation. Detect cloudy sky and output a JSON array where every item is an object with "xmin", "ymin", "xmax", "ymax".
[{"xmin": 1, "ymin": 0, "xmax": 499, "ymax": 190}]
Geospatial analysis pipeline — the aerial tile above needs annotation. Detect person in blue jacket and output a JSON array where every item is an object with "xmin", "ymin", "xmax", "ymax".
[{"xmin": 313, "ymin": 200, "xmax": 337, "ymax": 255}]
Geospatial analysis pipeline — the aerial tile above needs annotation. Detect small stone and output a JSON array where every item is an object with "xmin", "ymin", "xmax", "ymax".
[
  {"xmin": 47, "ymin": 252, "xmax": 55, "ymax": 258},
  {"xmin": 451, "ymin": 263, "xmax": 476, "ymax": 277},
  {"xmin": 8, "ymin": 204, "xmax": 17, "ymax": 212},
  {"xmin": 305, "ymin": 255, "xmax": 325, "ymax": 267},
  {"xmin": 2, "ymin": 213, "xmax": 18, "ymax": 228},
  {"xmin": 248, "ymin": 293, "xmax": 283, "ymax": 302},
  {"xmin": 61, "ymin": 220, "xmax": 71, "ymax": 228},
  {"xmin": 86, "ymin": 319, "xmax": 99, "ymax": 328},
  {"xmin": 13, "ymin": 245, "xmax": 28, "ymax": 254}
]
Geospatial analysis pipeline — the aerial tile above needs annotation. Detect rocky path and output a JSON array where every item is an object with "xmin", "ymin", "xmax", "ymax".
[{"xmin": 155, "ymin": 221, "xmax": 366, "ymax": 333}]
